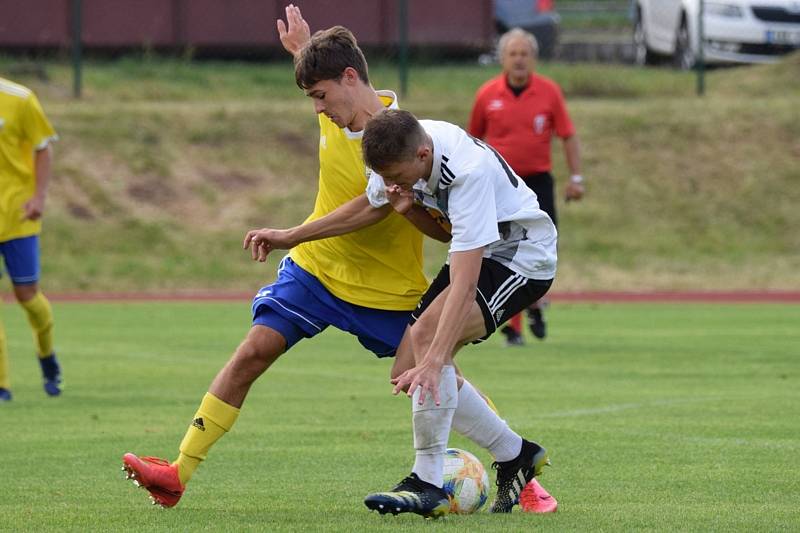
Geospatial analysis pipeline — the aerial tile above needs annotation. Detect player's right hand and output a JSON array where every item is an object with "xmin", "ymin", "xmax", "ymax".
[
  {"xmin": 243, "ymin": 228, "xmax": 295, "ymax": 262},
  {"xmin": 276, "ymin": 3, "xmax": 311, "ymax": 57}
]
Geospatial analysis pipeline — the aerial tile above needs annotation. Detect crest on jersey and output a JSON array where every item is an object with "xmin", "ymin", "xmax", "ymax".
[{"xmin": 533, "ymin": 114, "xmax": 547, "ymax": 134}]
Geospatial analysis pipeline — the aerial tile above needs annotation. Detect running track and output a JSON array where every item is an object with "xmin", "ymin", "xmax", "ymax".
[{"xmin": 18, "ymin": 291, "xmax": 800, "ymax": 303}]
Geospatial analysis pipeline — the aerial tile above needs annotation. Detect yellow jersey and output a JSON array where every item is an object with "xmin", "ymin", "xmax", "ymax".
[
  {"xmin": 289, "ymin": 91, "xmax": 427, "ymax": 311},
  {"xmin": 0, "ymin": 78, "xmax": 57, "ymax": 242}
]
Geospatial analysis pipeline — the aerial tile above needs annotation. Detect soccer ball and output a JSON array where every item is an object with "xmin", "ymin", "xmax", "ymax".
[{"xmin": 442, "ymin": 448, "xmax": 490, "ymax": 514}]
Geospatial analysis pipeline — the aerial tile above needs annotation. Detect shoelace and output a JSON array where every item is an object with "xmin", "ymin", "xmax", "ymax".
[{"xmin": 395, "ymin": 475, "xmax": 427, "ymax": 492}]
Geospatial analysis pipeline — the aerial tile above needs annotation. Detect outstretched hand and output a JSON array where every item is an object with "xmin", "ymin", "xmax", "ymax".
[
  {"xmin": 391, "ymin": 361, "xmax": 443, "ymax": 406},
  {"xmin": 276, "ymin": 3, "xmax": 311, "ymax": 57},
  {"xmin": 243, "ymin": 228, "xmax": 295, "ymax": 262}
]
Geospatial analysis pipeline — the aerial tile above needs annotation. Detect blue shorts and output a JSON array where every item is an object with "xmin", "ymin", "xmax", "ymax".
[
  {"xmin": 251, "ymin": 257, "xmax": 412, "ymax": 357},
  {"xmin": 0, "ymin": 235, "xmax": 40, "ymax": 285}
]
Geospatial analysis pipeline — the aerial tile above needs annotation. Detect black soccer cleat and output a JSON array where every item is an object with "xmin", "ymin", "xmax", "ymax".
[
  {"xmin": 489, "ymin": 439, "xmax": 550, "ymax": 513},
  {"xmin": 501, "ymin": 325, "xmax": 525, "ymax": 347},
  {"xmin": 364, "ymin": 473, "xmax": 450, "ymax": 519},
  {"xmin": 528, "ymin": 307, "xmax": 547, "ymax": 340}
]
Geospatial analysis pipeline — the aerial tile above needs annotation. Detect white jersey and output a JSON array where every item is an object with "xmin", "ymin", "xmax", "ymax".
[{"xmin": 367, "ymin": 119, "xmax": 557, "ymax": 280}]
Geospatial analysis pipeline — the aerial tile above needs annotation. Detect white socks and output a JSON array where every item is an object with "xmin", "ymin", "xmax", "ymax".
[
  {"xmin": 411, "ymin": 365, "xmax": 458, "ymax": 487},
  {"xmin": 451, "ymin": 379, "xmax": 522, "ymax": 463}
]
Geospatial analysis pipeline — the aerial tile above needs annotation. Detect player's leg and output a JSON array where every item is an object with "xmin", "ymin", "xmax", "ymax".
[
  {"xmin": 0, "ymin": 299, "xmax": 10, "ymax": 401},
  {"xmin": 123, "ymin": 257, "xmax": 327, "ymax": 507},
  {"xmin": 0, "ymin": 246, "xmax": 9, "ymax": 400},
  {"xmin": 4, "ymin": 236, "xmax": 61, "ymax": 396},
  {"xmin": 365, "ymin": 273, "xmax": 483, "ymax": 518},
  {"xmin": 500, "ymin": 312, "xmax": 525, "ymax": 346},
  {"xmin": 523, "ymin": 173, "xmax": 557, "ymax": 340},
  {"xmin": 414, "ymin": 260, "xmax": 555, "ymax": 513},
  {"xmin": 122, "ymin": 323, "xmax": 290, "ymax": 507}
]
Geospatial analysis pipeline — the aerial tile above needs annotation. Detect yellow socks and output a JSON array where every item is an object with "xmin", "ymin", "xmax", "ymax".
[
  {"xmin": 175, "ymin": 392, "xmax": 240, "ymax": 485},
  {"xmin": 0, "ymin": 301, "xmax": 9, "ymax": 390},
  {"xmin": 19, "ymin": 291, "xmax": 54, "ymax": 357}
]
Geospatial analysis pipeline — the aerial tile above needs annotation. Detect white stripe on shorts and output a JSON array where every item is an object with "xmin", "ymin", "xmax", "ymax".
[{"xmin": 486, "ymin": 274, "xmax": 527, "ymax": 314}]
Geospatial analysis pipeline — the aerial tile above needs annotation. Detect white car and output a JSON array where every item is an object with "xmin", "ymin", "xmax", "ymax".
[{"xmin": 632, "ymin": 0, "xmax": 800, "ymax": 68}]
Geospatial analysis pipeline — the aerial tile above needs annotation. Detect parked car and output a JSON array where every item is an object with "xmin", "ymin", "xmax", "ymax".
[
  {"xmin": 632, "ymin": 0, "xmax": 800, "ymax": 68},
  {"xmin": 495, "ymin": 0, "xmax": 560, "ymax": 59}
]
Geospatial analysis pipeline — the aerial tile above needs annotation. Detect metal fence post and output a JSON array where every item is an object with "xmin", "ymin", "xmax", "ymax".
[
  {"xmin": 71, "ymin": 0, "xmax": 83, "ymax": 99},
  {"xmin": 697, "ymin": 0, "xmax": 705, "ymax": 96},
  {"xmin": 398, "ymin": 0, "xmax": 409, "ymax": 98}
]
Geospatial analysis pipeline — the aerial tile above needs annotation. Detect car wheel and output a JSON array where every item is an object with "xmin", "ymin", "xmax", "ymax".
[
  {"xmin": 674, "ymin": 17, "xmax": 695, "ymax": 70},
  {"xmin": 633, "ymin": 9, "xmax": 655, "ymax": 66}
]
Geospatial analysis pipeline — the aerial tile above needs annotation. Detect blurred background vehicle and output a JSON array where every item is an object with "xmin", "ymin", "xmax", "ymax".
[
  {"xmin": 632, "ymin": 0, "xmax": 800, "ymax": 69},
  {"xmin": 495, "ymin": 0, "xmax": 561, "ymax": 58}
]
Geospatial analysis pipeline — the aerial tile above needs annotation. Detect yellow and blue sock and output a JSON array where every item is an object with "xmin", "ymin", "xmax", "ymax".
[
  {"xmin": 175, "ymin": 392, "xmax": 240, "ymax": 485},
  {"xmin": 20, "ymin": 291, "xmax": 54, "ymax": 358},
  {"xmin": 0, "ymin": 299, "xmax": 10, "ymax": 394}
]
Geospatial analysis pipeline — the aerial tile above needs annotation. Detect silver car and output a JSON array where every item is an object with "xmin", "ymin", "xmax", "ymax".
[{"xmin": 632, "ymin": 0, "xmax": 800, "ymax": 68}]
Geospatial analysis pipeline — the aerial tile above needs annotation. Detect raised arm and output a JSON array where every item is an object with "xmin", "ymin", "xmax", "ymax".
[
  {"xmin": 243, "ymin": 194, "xmax": 391, "ymax": 262},
  {"xmin": 276, "ymin": 3, "xmax": 311, "ymax": 58}
]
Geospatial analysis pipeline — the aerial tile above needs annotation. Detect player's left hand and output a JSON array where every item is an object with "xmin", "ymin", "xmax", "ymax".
[
  {"xmin": 22, "ymin": 195, "xmax": 45, "ymax": 220},
  {"xmin": 276, "ymin": 4, "xmax": 311, "ymax": 57},
  {"xmin": 386, "ymin": 184, "xmax": 414, "ymax": 214},
  {"xmin": 391, "ymin": 360, "xmax": 443, "ymax": 406}
]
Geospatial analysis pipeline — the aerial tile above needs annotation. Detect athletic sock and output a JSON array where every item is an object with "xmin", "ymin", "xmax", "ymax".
[
  {"xmin": 451, "ymin": 379, "xmax": 522, "ymax": 462},
  {"xmin": 411, "ymin": 365, "xmax": 458, "ymax": 488},
  {"xmin": 19, "ymin": 291, "xmax": 54, "ymax": 358},
  {"xmin": 175, "ymin": 392, "xmax": 240, "ymax": 485}
]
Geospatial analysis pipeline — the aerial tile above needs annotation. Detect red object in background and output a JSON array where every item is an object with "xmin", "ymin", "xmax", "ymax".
[
  {"xmin": 538, "ymin": 0, "xmax": 554, "ymax": 12},
  {"xmin": 0, "ymin": 0, "xmax": 494, "ymax": 50}
]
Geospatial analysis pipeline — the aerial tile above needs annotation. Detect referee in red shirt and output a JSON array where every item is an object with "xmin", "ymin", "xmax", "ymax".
[{"xmin": 469, "ymin": 27, "xmax": 585, "ymax": 345}]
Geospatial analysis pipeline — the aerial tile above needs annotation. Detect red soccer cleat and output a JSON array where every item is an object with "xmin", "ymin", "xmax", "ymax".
[
  {"xmin": 122, "ymin": 453, "xmax": 185, "ymax": 508},
  {"xmin": 519, "ymin": 478, "xmax": 558, "ymax": 513}
]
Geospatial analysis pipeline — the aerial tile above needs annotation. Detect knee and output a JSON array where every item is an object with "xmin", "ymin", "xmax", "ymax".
[
  {"xmin": 231, "ymin": 338, "xmax": 281, "ymax": 378},
  {"xmin": 13, "ymin": 284, "xmax": 38, "ymax": 303},
  {"xmin": 409, "ymin": 318, "xmax": 435, "ymax": 352}
]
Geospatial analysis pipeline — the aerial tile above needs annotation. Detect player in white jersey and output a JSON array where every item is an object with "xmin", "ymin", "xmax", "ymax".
[{"xmin": 361, "ymin": 109, "xmax": 556, "ymax": 517}]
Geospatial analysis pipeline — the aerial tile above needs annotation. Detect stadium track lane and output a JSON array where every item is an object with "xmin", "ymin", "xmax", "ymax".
[{"xmin": 5, "ymin": 291, "xmax": 799, "ymax": 303}]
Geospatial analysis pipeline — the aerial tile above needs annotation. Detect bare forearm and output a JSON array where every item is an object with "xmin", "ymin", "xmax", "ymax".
[
  {"xmin": 287, "ymin": 194, "xmax": 390, "ymax": 245},
  {"xmin": 563, "ymin": 135, "xmax": 581, "ymax": 176},
  {"xmin": 404, "ymin": 205, "xmax": 451, "ymax": 243},
  {"xmin": 34, "ymin": 146, "xmax": 52, "ymax": 198}
]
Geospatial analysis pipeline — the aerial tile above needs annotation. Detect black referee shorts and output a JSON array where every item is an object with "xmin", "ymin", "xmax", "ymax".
[
  {"xmin": 523, "ymin": 172, "xmax": 557, "ymax": 228},
  {"xmin": 410, "ymin": 258, "xmax": 552, "ymax": 343}
]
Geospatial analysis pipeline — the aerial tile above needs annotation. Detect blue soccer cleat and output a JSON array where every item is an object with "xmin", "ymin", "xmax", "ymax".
[
  {"xmin": 38, "ymin": 354, "xmax": 62, "ymax": 397},
  {"xmin": 0, "ymin": 388, "xmax": 12, "ymax": 402}
]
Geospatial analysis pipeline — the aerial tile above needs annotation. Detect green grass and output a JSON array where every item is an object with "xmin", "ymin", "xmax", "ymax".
[
  {"xmin": 0, "ymin": 301, "xmax": 798, "ymax": 531},
  {"xmin": 0, "ymin": 55, "xmax": 798, "ymax": 292}
]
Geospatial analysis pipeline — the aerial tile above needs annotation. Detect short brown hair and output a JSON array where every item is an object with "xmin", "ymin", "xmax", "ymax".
[
  {"xmin": 295, "ymin": 26, "xmax": 370, "ymax": 89},
  {"xmin": 362, "ymin": 109, "xmax": 426, "ymax": 171}
]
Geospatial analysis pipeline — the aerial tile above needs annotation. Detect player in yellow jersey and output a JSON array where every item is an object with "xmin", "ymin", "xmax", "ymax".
[
  {"xmin": 122, "ymin": 5, "xmax": 555, "ymax": 513},
  {"xmin": 0, "ymin": 77, "xmax": 61, "ymax": 402}
]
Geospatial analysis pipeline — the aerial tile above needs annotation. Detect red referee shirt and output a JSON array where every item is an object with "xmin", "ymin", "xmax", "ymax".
[{"xmin": 468, "ymin": 73, "xmax": 575, "ymax": 176}]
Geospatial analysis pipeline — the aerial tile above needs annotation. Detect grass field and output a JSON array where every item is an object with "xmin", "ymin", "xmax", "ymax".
[{"xmin": 1, "ymin": 301, "xmax": 798, "ymax": 531}]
